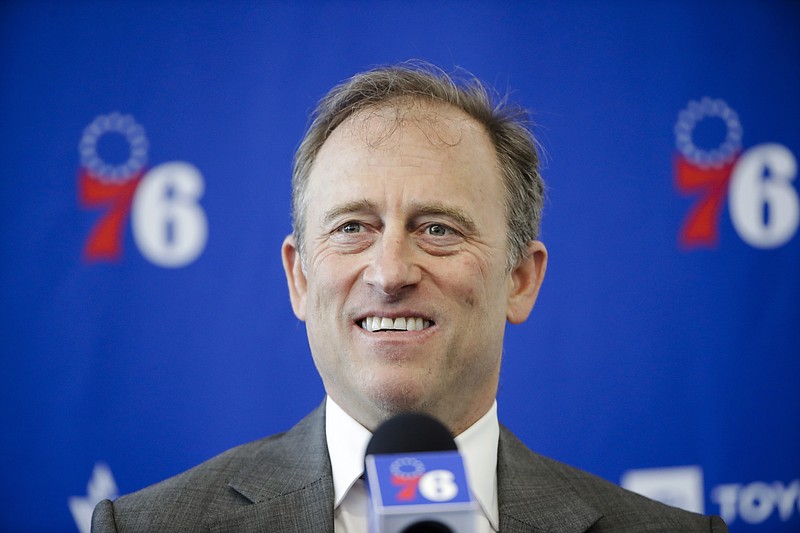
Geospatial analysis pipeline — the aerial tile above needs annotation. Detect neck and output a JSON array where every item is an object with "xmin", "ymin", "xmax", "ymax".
[{"xmin": 329, "ymin": 390, "xmax": 497, "ymax": 437}]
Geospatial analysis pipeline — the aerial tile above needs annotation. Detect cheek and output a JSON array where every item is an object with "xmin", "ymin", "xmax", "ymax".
[
  {"xmin": 448, "ymin": 255, "xmax": 499, "ymax": 309},
  {"xmin": 306, "ymin": 277, "xmax": 339, "ymax": 318},
  {"xmin": 306, "ymin": 253, "xmax": 361, "ymax": 313},
  {"xmin": 450, "ymin": 261, "xmax": 478, "ymax": 306}
]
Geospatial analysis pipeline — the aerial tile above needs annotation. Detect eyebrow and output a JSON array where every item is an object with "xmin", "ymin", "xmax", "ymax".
[
  {"xmin": 322, "ymin": 199, "xmax": 378, "ymax": 226},
  {"xmin": 409, "ymin": 201, "xmax": 477, "ymax": 234}
]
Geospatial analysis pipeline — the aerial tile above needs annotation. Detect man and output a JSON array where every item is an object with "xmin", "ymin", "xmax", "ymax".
[{"xmin": 92, "ymin": 62, "xmax": 728, "ymax": 532}]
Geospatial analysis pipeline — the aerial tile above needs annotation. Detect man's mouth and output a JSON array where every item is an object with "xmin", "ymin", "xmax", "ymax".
[{"xmin": 358, "ymin": 316, "xmax": 433, "ymax": 332}]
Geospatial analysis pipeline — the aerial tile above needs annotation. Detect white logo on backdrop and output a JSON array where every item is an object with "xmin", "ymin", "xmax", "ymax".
[
  {"xmin": 78, "ymin": 112, "xmax": 209, "ymax": 268},
  {"xmin": 621, "ymin": 465, "xmax": 705, "ymax": 514},
  {"xmin": 69, "ymin": 462, "xmax": 119, "ymax": 533},
  {"xmin": 712, "ymin": 479, "xmax": 800, "ymax": 525},
  {"xmin": 621, "ymin": 465, "xmax": 800, "ymax": 525},
  {"xmin": 674, "ymin": 98, "xmax": 799, "ymax": 249}
]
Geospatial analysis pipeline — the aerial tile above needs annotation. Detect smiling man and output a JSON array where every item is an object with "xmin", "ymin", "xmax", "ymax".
[
  {"xmin": 282, "ymin": 97, "xmax": 544, "ymax": 439},
  {"xmin": 92, "ymin": 62, "xmax": 727, "ymax": 532}
]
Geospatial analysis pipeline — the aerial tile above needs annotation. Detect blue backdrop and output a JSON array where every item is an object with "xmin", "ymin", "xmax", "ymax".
[{"xmin": 1, "ymin": 2, "xmax": 798, "ymax": 532}]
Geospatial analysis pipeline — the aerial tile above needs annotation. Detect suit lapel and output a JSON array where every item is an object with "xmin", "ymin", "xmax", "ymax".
[
  {"xmin": 498, "ymin": 426, "xmax": 602, "ymax": 533},
  {"xmin": 209, "ymin": 405, "xmax": 335, "ymax": 533},
  {"xmin": 208, "ymin": 478, "xmax": 333, "ymax": 533}
]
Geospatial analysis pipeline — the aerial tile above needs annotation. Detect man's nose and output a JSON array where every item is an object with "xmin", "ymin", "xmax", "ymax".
[{"xmin": 363, "ymin": 230, "xmax": 421, "ymax": 296}]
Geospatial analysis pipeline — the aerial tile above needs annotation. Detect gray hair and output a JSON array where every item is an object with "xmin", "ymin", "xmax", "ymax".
[{"xmin": 291, "ymin": 61, "xmax": 544, "ymax": 269}]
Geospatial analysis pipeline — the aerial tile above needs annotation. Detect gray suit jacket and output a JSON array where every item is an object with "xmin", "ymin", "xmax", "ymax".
[{"xmin": 92, "ymin": 405, "xmax": 728, "ymax": 532}]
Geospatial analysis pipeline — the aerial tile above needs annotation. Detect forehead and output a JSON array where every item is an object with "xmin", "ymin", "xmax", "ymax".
[
  {"xmin": 336, "ymin": 99, "xmax": 483, "ymax": 150},
  {"xmin": 306, "ymin": 101, "xmax": 504, "ymax": 208}
]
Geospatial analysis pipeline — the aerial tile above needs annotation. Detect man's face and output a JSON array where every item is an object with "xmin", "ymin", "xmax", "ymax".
[{"xmin": 282, "ymin": 102, "xmax": 546, "ymax": 434}]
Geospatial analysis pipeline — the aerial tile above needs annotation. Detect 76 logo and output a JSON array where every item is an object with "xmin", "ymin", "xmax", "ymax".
[
  {"xmin": 78, "ymin": 113, "xmax": 208, "ymax": 268},
  {"xmin": 675, "ymin": 98, "xmax": 798, "ymax": 249},
  {"xmin": 389, "ymin": 457, "xmax": 459, "ymax": 503}
]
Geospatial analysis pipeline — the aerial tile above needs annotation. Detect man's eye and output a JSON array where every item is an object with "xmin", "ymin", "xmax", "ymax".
[
  {"xmin": 426, "ymin": 224, "xmax": 450, "ymax": 237},
  {"xmin": 341, "ymin": 222, "xmax": 362, "ymax": 233}
]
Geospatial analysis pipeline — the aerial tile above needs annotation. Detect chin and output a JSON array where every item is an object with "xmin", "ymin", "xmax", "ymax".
[{"xmin": 366, "ymin": 380, "xmax": 434, "ymax": 417}]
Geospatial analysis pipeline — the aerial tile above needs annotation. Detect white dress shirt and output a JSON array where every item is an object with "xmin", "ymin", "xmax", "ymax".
[{"xmin": 325, "ymin": 396, "xmax": 500, "ymax": 532}]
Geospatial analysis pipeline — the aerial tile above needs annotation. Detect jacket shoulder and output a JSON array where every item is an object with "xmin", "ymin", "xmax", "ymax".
[
  {"xmin": 92, "ymin": 433, "xmax": 285, "ymax": 532},
  {"xmin": 552, "ymin": 460, "xmax": 727, "ymax": 532},
  {"xmin": 498, "ymin": 426, "xmax": 728, "ymax": 532}
]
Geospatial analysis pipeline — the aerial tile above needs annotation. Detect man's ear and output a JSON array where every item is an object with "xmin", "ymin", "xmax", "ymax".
[
  {"xmin": 506, "ymin": 240, "xmax": 548, "ymax": 325},
  {"xmin": 281, "ymin": 235, "xmax": 307, "ymax": 320}
]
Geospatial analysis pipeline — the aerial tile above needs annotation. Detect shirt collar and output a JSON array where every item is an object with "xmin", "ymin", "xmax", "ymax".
[
  {"xmin": 454, "ymin": 401, "xmax": 500, "ymax": 530},
  {"xmin": 325, "ymin": 396, "xmax": 499, "ymax": 529},
  {"xmin": 326, "ymin": 396, "xmax": 372, "ymax": 508}
]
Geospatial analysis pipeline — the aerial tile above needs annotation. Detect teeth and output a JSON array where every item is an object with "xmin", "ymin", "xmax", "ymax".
[{"xmin": 360, "ymin": 316, "xmax": 432, "ymax": 332}]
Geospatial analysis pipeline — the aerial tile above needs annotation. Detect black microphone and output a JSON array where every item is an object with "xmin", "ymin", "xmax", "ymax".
[{"xmin": 365, "ymin": 412, "xmax": 477, "ymax": 533}]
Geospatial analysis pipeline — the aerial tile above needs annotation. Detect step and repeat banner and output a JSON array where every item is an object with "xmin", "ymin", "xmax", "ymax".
[{"xmin": 1, "ymin": 2, "xmax": 798, "ymax": 532}]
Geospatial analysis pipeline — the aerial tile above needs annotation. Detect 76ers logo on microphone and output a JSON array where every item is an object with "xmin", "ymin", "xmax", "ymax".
[
  {"xmin": 367, "ymin": 452, "xmax": 476, "ymax": 533},
  {"xmin": 674, "ymin": 98, "xmax": 798, "ymax": 249},
  {"xmin": 78, "ymin": 112, "xmax": 208, "ymax": 267},
  {"xmin": 385, "ymin": 455, "xmax": 461, "ymax": 504}
]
